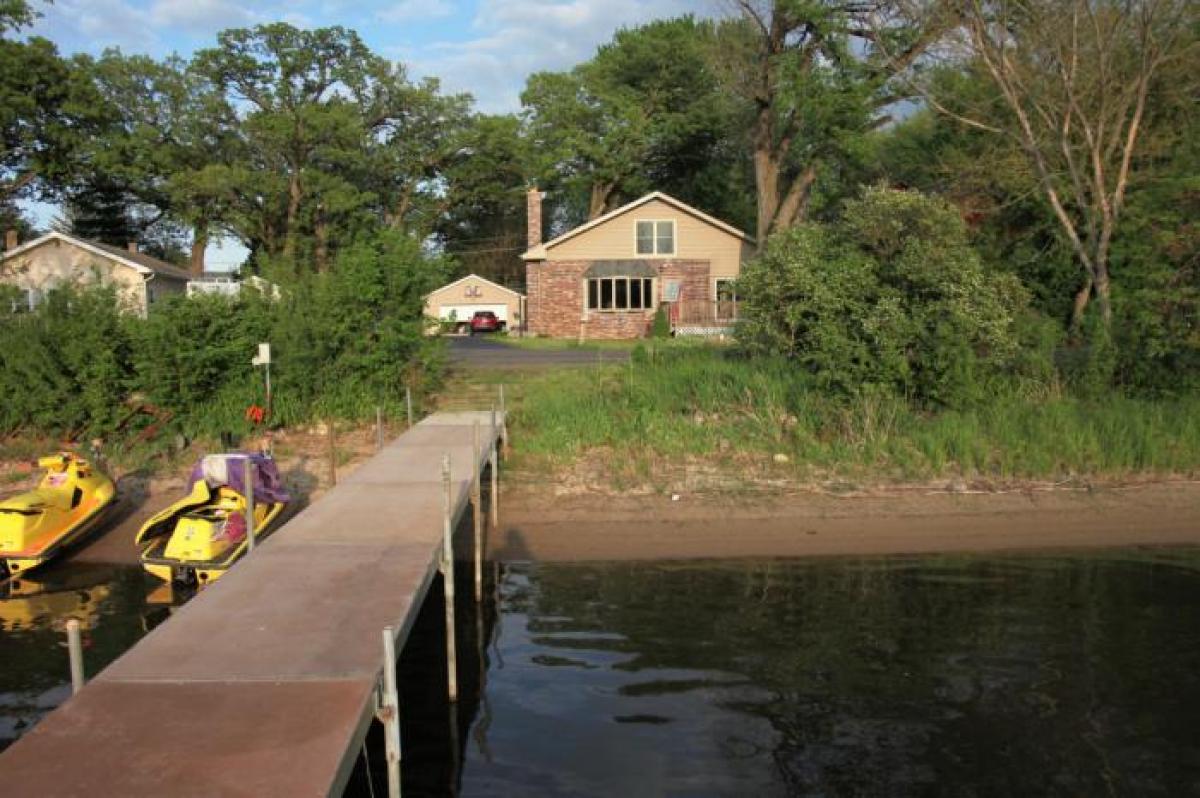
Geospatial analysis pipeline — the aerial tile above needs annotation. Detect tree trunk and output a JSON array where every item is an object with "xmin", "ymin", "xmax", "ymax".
[
  {"xmin": 752, "ymin": 103, "xmax": 779, "ymax": 246},
  {"xmin": 1070, "ymin": 274, "xmax": 1093, "ymax": 329},
  {"xmin": 1094, "ymin": 261, "xmax": 1112, "ymax": 325},
  {"xmin": 588, "ymin": 181, "xmax": 615, "ymax": 220},
  {"xmin": 189, "ymin": 221, "xmax": 208, "ymax": 276},
  {"xmin": 283, "ymin": 170, "xmax": 302, "ymax": 260},
  {"xmin": 775, "ymin": 164, "xmax": 817, "ymax": 231},
  {"xmin": 314, "ymin": 203, "xmax": 329, "ymax": 274}
]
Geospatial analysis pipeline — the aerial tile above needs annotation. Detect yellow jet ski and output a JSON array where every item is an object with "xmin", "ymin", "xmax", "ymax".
[
  {"xmin": 135, "ymin": 453, "xmax": 290, "ymax": 586},
  {"xmin": 0, "ymin": 453, "xmax": 116, "ymax": 579}
]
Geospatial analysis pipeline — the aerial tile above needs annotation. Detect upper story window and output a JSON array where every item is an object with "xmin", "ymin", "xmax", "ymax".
[{"xmin": 635, "ymin": 220, "xmax": 675, "ymax": 256}]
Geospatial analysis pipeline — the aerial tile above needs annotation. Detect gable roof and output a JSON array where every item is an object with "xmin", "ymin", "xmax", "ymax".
[
  {"xmin": 427, "ymin": 272, "xmax": 524, "ymax": 300},
  {"xmin": 522, "ymin": 191, "xmax": 753, "ymax": 261},
  {"xmin": 1, "ymin": 231, "xmax": 193, "ymax": 281}
]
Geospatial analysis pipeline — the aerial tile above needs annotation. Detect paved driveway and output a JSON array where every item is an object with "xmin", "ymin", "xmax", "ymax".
[{"xmin": 447, "ymin": 336, "xmax": 631, "ymax": 368}]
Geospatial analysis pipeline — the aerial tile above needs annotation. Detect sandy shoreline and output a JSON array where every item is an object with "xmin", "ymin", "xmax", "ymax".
[{"xmin": 491, "ymin": 480, "xmax": 1200, "ymax": 561}]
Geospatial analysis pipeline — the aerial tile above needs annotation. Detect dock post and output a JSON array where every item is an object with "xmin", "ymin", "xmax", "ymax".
[
  {"xmin": 376, "ymin": 406, "xmax": 384, "ymax": 452},
  {"xmin": 66, "ymin": 619, "xmax": 84, "ymax": 695},
  {"xmin": 499, "ymin": 385, "xmax": 510, "ymax": 458},
  {"xmin": 380, "ymin": 626, "xmax": 402, "ymax": 798},
  {"xmin": 327, "ymin": 418, "xmax": 337, "ymax": 487},
  {"xmin": 489, "ymin": 408, "xmax": 499, "ymax": 528},
  {"xmin": 243, "ymin": 455, "xmax": 256, "ymax": 552},
  {"xmin": 406, "ymin": 386, "xmax": 414, "ymax": 429},
  {"xmin": 441, "ymin": 454, "xmax": 458, "ymax": 702},
  {"xmin": 473, "ymin": 421, "xmax": 483, "ymax": 603}
]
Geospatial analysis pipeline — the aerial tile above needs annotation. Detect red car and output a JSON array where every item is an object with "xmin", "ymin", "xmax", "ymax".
[{"xmin": 469, "ymin": 310, "xmax": 502, "ymax": 334}]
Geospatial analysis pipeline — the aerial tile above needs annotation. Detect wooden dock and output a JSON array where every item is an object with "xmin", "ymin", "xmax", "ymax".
[{"xmin": 0, "ymin": 410, "xmax": 506, "ymax": 797}]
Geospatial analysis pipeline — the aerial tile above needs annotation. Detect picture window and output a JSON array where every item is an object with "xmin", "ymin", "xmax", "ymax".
[{"xmin": 586, "ymin": 277, "xmax": 655, "ymax": 311}]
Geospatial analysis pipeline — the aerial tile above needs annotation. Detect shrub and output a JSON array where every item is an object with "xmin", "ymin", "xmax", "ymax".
[
  {"xmin": 737, "ymin": 186, "xmax": 1040, "ymax": 408},
  {"xmin": 0, "ymin": 285, "xmax": 130, "ymax": 436},
  {"xmin": 651, "ymin": 305, "xmax": 670, "ymax": 338},
  {"xmin": 0, "ymin": 229, "xmax": 448, "ymax": 442}
]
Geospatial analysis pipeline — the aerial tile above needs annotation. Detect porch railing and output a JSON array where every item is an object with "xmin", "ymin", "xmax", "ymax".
[{"xmin": 667, "ymin": 299, "xmax": 739, "ymax": 327}]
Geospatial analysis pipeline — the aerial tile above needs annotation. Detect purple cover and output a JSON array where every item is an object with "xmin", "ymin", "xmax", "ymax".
[{"xmin": 187, "ymin": 453, "xmax": 291, "ymax": 505}]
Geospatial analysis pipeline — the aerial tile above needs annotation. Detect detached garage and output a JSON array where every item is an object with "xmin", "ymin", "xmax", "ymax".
[{"xmin": 424, "ymin": 274, "xmax": 525, "ymax": 334}]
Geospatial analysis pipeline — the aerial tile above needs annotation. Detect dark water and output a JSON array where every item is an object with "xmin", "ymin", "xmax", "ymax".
[
  {"xmin": 380, "ymin": 550, "xmax": 1200, "ymax": 797},
  {"xmin": 0, "ymin": 563, "xmax": 183, "ymax": 752},
  {"xmin": 5, "ymin": 550, "xmax": 1200, "ymax": 796}
]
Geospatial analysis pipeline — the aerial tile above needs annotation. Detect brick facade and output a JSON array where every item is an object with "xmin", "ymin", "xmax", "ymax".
[{"xmin": 525, "ymin": 258, "xmax": 710, "ymax": 339}]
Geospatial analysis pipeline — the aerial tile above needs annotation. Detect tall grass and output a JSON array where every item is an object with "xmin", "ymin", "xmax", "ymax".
[{"xmin": 510, "ymin": 347, "xmax": 1200, "ymax": 484}]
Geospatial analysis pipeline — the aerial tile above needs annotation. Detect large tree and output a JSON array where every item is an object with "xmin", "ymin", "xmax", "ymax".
[
  {"xmin": 720, "ymin": 0, "xmax": 953, "ymax": 244},
  {"xmin": 193, "ymin": 24, "xmax": 381, "ymax": 264},
  {"xmin": 73, "ymin": 51, "xmax": 240, "ymax": 270},
  {"xmin": 193, "ymin": 24, "xmax": 470, "ymax": 270},
  {"xmin": 938, "ymin": 0, "xmax": 1197, "ymax": 329},
  {"xmin": 523, "ymin": 16, "xmax": 747, "ymax": 228},
  {"xmin": 435, "ymin": 113, "xmax": 532, "ymax": 287},
  {"xmin": 0, "ymin": 2, "xmax": 101, "ymax": 206}
]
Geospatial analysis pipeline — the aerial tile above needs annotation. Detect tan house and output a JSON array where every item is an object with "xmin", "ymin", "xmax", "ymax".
[
  {"xmin": 1, "ymin": 230, "xmax": 191, "ymax": 315},
  {"xmin": 425, "ymin": 273, "xmax": 525, "ymax": 333},
  {"xmin": 522, "ymin": 190, "xmax": 753, "ymax": 339}
]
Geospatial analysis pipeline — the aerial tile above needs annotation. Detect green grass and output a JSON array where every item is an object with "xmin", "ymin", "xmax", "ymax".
[{"xmin": 500, "ymin": 348, "xmax": 1200, "ymax": 488}]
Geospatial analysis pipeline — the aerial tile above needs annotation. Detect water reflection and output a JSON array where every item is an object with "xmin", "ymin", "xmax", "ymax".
[
  {"xmin": 0, "ymin": 563, "xmax": 189, "ymax": 752},
  {"xmin": 449, "ymin": 551, "xmax": 1200, "ymax": 797}
]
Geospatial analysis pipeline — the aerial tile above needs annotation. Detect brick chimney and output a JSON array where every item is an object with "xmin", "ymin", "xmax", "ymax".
[
  {"xmin": 127, "ymin": 241, "xmax": 138, "ymax": 254},
  {"xmin": 526, "ymin": 187, "xmax": 542, "ymax": 250},
  {"xmin": 5, "ymin": 229, "xmax": 17, "ymax": 251}
]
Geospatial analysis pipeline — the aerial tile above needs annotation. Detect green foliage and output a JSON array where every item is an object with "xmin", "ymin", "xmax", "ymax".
[
  {"xmin": 738, "ymin": 187, "xmax": 1036, "ymax": 407},
  {"xmin": 0, "ymin": 229, "xmax": 446, "ymax": 441},
  {"xmin": 0, "ymin": 286, "xmax": 129, "ymax": 435},
  {"xmin": 264, "ymin": 229, "xmax": 449, "ymax": 418},
  {"xmin": 436, "ymin": 114, "xmax": 531, "ymax": 286},
  {"xmin": 0, "ymin": 31, "xmax": 104, "ymax": 205},
  {"xmin": 651, "ymin": 306, "xmax": 671, "ymax": 339},
  {"xmin": 523, "ymin": 16, "xmax": 751, "ymax": 231},
  {"xmin": 511, "ymin": 347, "xmax": 1200, "ymax": 484},
  {"xmin": 191, "ymin": 23, "xmax": 471, "ymax": 265}
]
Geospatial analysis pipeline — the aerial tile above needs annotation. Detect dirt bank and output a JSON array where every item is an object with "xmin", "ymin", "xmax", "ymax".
[{"xmin": 491, "ymin": 480, "xmax": 1200, "ymax": 561}]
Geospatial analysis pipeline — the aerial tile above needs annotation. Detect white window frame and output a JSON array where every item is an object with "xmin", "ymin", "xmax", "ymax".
[
  {"xmin": 11, "ymin": 287, "xmax": 41, "ymax": 313},
  {"xmin": 584, "ymin": 276, "xmax": 657, "ymax": 314},
  {"xmin": 633, "ymin": 220, "xmax": 676, "ymax": 257},
  {"xmin": 713, "ymin": 278, "xmax": 738, "ymax": 303},
  {"xmin": 714, "ymin": 277, "xmax": 738, "ymax": 321}
]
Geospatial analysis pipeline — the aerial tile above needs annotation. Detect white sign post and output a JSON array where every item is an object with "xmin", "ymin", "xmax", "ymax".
[{"xmin": 251, "ymin": 343, "xmax": 271, "ymax": 412}]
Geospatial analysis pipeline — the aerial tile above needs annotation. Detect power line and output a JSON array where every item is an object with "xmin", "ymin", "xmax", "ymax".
[{"xmin": 449, "ymin": 245, "xmax": 523, "ymax": 255}]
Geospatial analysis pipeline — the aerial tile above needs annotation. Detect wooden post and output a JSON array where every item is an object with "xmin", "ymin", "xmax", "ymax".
[
  {"xmin": 66, "ymin": 619, "xmax": 84, "ymax": 695},
  {"xmin": 473, "ymin": 421, "xmax": 483, "ymax": 603},
  {"xmin": 405, "ymin": 386, "xmax": 414, "ymax": 429},
  {"xmin": 243, "ymin": 455, "xmax": 256, "ymax": 552},
  {"xmin": 380, "ymin": 626, "xmax": 402, "ymax": 798},
  {"xmin": 441, "ymin": 454, "xmax": 458, "ymax": 702},
  {"xmin": 327, "ymin": 418, "xmax": 337, "ymax": 487},
  {"xmin": 498, "ymin": 385, "xmax": 510, "ymax": 458},
  {"xmin": 376, "ymin": 406, "xmax": 384, "ymax": 452},
  {"xmin": 489, "ymin": 434, "xmax": 499, "ymax": 529}
]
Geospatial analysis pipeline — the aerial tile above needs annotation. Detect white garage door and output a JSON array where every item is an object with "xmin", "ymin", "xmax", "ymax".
[{"xmin": 438, "ymin": 304, "xmax": 509, "ymax": 323}]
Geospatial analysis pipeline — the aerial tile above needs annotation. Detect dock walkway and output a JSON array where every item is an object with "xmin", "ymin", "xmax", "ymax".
[{"xmin": 0, "ymin": 411, "xmax": 505, "ymax": 797}]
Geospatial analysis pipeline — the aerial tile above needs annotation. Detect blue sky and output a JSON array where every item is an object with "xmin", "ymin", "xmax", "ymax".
[{"xmin": 28, "ymin": 0, "xmax": 718, "ymax": 113}]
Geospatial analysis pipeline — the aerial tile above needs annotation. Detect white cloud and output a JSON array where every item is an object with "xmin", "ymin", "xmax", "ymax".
[
  {"xmin": 377, "ymin": 0, "xmax": 454, "ymax": 23},
  {"xmin": 148, "ymin": 0, "xmax": 256, "ymax": 30},
  {"xmin": 405, "ymin": 0, "xmax": 720, "ymax": 113},
  {"xmin": 30, "ymin": 0, "xmax": 162, "ymax": 53}
]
